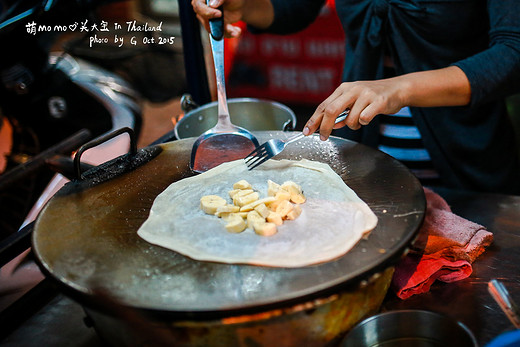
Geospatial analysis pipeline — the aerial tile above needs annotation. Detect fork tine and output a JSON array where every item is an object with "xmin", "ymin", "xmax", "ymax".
[
  {"xmin": 245, "ymin": 151, "xmax": 267, "ymax": 168},
  {"xmin": 244, "ymin": 144, "xmax": 267, "ymax": 163},
  {"xmin": 247, "ymin": 154, "xmax": 271, "ymax": 170},
  {"xmin": 244, "ymin": 145, "xmax": 262, "ymax": 160}
]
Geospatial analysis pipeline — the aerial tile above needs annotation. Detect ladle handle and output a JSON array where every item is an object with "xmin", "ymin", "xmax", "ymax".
[{"xmin": 207, "ymin": 2, "xmax": 224, "ymax": 41}]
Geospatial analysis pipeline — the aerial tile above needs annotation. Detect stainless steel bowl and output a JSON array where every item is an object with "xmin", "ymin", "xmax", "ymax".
[
  {"xmin": 174, "ymin": 97, "xmax": 296, "ymax": 139},
  {"xmin": 341, "ymin": 310, "xmax": 478, "ymax": 347}
]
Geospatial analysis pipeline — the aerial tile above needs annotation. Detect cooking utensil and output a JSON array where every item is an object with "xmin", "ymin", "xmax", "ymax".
[
  {"xmin": 175, "ymin": 97, "xmax": 296, "ymax": 140},
  {"xmin": 245, "ymin": 110, "xmax": 349, "ymax": 170},
  {"xmin": 488, "ymin": 279, "xmax": 520, "ymax": 329},
  {"xmin": 190, "ymin": 5, "xmax": 258, "ymax": 172},
  {"xmin": 32, "ymin": 131, "xmax": 425, "ymax": 346},
  {"xmin": 341, "ymin": 310, "xmax": 478, "ymax": 347}
]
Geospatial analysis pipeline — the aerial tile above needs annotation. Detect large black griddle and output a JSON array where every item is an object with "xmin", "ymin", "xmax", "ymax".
[{"xmin": 32, "ymin": 131, "xmax": 425, "ymax": 319}]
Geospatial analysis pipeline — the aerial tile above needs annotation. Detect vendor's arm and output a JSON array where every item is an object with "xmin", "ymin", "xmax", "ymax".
[
  {"xmin": 304, "ymin": 66, "xmax": 472, "ymax": 140},
  {"xmin": 191, "ymin": 0, "xmax": 325, "ymax": 37},
  {"xmin": 305, "ymin": 1, "xmax": 520, "ymax": 140},
  {"xmin": 452, "ymin": 1, "xmax": 520, "ymax": 107}
]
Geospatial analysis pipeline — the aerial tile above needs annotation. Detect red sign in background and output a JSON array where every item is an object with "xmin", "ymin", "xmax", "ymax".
[{"xmin": 225, "ymin": 1, "xmax": 345, "ymax": 106}]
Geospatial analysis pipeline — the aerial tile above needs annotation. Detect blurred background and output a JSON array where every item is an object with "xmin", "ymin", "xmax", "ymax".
[
  {"xmin": 83, "ymin": 0, "xmax": 520, "ymax": 149},
  {"xmin": 51, "ymin": 0, "xmax": 348, "ymax": 147}
]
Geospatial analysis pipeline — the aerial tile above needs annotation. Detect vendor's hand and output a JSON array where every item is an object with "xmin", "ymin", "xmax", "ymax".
[
  {"xmin": 191, "ymin": 0, "xmax": 246, "ymax": 38},
  {"xmin": 303, "ymin": 66, "xmax": 472, "ymax": 141},
  {"xmin": 303, "ymin": 79, "xmax": 406, "ymax": 140}
]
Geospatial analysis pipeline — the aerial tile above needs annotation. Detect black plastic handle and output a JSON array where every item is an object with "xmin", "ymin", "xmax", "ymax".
[
  {"xmin": 207, "ymin": 0, "xmax": 224, "ymax": 40},
  {"xmin": 74, "ymin": 127, "xmax": 136, "ymax": 180}
]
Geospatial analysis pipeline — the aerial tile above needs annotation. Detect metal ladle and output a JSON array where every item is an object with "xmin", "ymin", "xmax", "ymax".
[{"xmin": 190, "ymin": 4, "xmax": 259, "ymax": 172}]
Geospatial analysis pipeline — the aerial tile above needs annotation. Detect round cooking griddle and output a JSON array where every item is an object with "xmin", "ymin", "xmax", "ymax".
[{"xmin": 32, "ymin": 131, "xmax": 425, "ymax": 318}]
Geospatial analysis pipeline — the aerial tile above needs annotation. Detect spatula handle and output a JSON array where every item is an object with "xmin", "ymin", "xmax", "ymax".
[{"xmin": 207, "ymin": 1, "xmax": 224, "ymax": 41}]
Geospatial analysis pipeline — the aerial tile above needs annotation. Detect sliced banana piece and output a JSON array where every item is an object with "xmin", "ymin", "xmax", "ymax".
[
  {"xmin": 290, "ymin": 193, "xmax": 306, "ymax": 204},
  {"xmin": 254, "ymin": 203, "xmax": 270, "ymax": 219},
  {"xmin": 253, "ymin": 222, "xmax": 277, "ymax": 236},
  {"xmin": 233, "ymin": 179, "xmax": 252, "ymax": 190},
  {"xmin": 240, "ymin": 196, "xmax": 276, "ymax": 212},
  {"xmin": 246, "ymin": 210, "xmax": 265, "ymax": 229},
  {"xmin": 229, "ymin": 188, "xmax": 254, "ymax": 199},
  {"xmin": 235, "ymin": 211, "xmax": 249, "ymax": 218},
  {"xmin": 200, "ymin": 195, "xmax": 227, "ymax": 215},
  {"xmin": 223, "ymin": 213, "xmax": 246, "ymax": 233},
  {"xmin": 218, "ymin": 211, "xmax": 248, "ymax": 220},
  {"xmin": 275, "ymin": 190, "xmax": 291, "ymax": 201},
  {"xmin": 266, "ymin": 211, "xmax": 283, "ymax": 226},
  {"xmin": 215, "ymin": 204, "xmax": 240, "ymax": 217},
  {"xmin": 234, "ymin": 191, "xmax": 259, "ymax": 207},
  {"xmin": 281, "ymin": 181, "xmax": 306, "ymax": 204},
  {"xmin": 275, "ymin": 199, "xmax": 294, "ymax": 218},
  {"xmin": 286, "ymin": 204, "xmax": 302, "ymax": 220},
  {"xmin": 267, "ymin": 180, "xmax": 280, "ymax": 197}
]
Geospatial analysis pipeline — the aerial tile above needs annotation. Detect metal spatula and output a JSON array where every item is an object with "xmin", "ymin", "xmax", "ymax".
[{"xmin": 190, "ymin": 5, "xmax": 259, "ymax": 172}]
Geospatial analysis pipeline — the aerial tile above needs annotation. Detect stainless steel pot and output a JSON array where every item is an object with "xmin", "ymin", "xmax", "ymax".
[{"xmin": 174, "ymin": 96, "xmax": 296, "ymax": 139}]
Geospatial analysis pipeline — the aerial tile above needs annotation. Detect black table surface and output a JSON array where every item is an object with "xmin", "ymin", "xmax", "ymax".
[
  {"xmin": 2, "ymin": 187, "xmax": 519, "ymax": 346},
  {"xmin": 382, "ymin": 187, "xmax": 520, "ymax": 345}
]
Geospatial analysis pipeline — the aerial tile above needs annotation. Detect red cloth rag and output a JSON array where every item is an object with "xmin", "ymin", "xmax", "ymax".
[{"xmin": 392, "ymin": 187, "xmax": 493, "ymax": 300}]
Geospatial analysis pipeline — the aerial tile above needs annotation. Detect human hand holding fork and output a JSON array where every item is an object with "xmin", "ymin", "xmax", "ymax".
[{"xmin": 244, "ymin": 110, "xmax": 350, "ymax": 170}]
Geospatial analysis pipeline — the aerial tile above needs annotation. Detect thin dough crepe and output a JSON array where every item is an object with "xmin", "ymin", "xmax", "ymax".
[{"xmin": 137, "ymin": 159, "xmax": 377, "ymax": 267}]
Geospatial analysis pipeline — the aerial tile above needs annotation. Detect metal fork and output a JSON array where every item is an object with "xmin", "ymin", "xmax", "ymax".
[{"xmin": 244, "ymin": 110, "xmax": 350, "ymax": 170}]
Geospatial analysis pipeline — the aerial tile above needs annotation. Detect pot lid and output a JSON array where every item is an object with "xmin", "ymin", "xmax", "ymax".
[{"xmin": 32, "ymin": 132, "xmax": 425, "ymax": 318}]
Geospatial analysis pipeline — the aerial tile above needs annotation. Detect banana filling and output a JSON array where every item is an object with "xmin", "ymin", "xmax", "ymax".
[{"xmin": 200, "ymin": 179, "xmax": 306, "ymax": 236}]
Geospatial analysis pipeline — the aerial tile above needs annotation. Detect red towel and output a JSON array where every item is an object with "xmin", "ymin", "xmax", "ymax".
[{"xmin": 392, "ymin": 187, "xmax": 493, "ymax": 300}]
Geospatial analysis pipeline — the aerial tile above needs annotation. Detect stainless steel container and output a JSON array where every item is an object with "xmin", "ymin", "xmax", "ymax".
[
  {"xmin": 341, "ymin": 309, "xmax": 478, "ymax": 347},
  {"xmin": 174, "ymin": 97, "xmax": 296, "ymax": 139}
]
